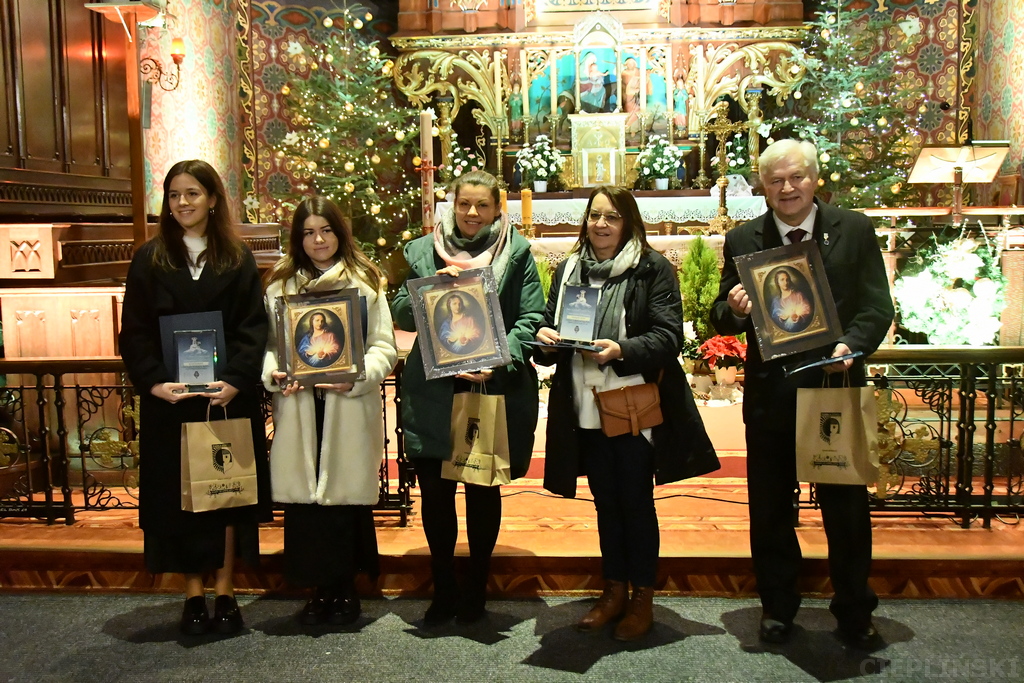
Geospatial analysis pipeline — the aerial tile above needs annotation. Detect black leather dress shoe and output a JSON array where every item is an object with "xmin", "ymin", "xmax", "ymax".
[
  {"xmin": 759, "ymin": 617, "xmax": 793, "ymax": 644},
  {"xmin": 298, "ymin": 588, "xmax": 331, "ymax": 625},
  {"xmin": 838, "ymin": 622, "xmax": 881, "ymax": 649},
  {"xmin": 180, "ymin": 596, "xmax": 209, "ymax": 635},
  {"xmin": 212, "ymin": 594, "xmax": 243, "ymax": 634},
  {"xmin": 327, "ymin": 587, "xmax": 361, "ymax": 626}
]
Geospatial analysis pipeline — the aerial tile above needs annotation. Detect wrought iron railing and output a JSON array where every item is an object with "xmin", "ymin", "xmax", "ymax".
[
  {"xmin": 0, "ymin": 357, "xmax": 412, "ymax": 526},
  {"xmin": 803, "ymin": 345, "xmax": 1024, "ymax": 528}
]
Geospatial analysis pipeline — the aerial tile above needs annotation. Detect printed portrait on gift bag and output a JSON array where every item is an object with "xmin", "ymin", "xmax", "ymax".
[{"xmin": 819, "ymin": 413, "xmax": 842, "ymax": 445}]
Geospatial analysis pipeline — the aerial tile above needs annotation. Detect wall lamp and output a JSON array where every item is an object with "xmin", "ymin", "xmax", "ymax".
[{"xmin": 140, "ymin": 37, "xmax": 185, "ymax": 92}]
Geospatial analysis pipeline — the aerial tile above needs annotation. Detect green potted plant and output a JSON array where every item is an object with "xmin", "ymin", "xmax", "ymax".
[
  {"xmin": 635, "ymin": 134, "xmax": 683, "ymax": 190},
  {"xmin": 516, "ymin": 135, "xmax": 563, "ymax": 192},
  {"xmin": 678, "ymin": 236, "xmax": 720, "ymax": 345}
]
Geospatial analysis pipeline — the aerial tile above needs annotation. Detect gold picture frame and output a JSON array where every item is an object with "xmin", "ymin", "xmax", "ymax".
[{"xmin": 274, "ymin": 288, "xmax": 365, "ymax": 387}]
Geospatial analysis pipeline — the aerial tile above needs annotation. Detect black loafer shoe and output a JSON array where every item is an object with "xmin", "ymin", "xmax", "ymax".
[
  {"xmin": 212, "ymin": 594, "xmax": 243, "ymax": 634},
  {"xmin": 759, "ymin": 617, "xmax": 793, "ymax": 644},
  {"xmin": 298, "ymin": 589, "xmax": 331, "ymax": 625},
  {"xmin": 327, "ymin": 590, "xmax": 361, "ymax": 626},
  {"xmin": 180, "ymin": 596, "xmax": 209, "ymax": 635},
  {"xmin": 838, "ymin": 622, "xmax": 881, "ymax": 649}
]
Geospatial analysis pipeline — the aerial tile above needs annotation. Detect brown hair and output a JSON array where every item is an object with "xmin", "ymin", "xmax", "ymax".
[
  {"xmin": 151, "ymin": 159, "xmax": 244, "ymax": 273},
  {"xmin": 450, "ymin": 170, "xmax": 501, "ymax": 209},
  {"xmin": 572, "ymin": 185, "xmax": 649, "ymax": 256},
  {"xmin": 265, "ymin": 196, "xmax": 383, "ymax": 293}
]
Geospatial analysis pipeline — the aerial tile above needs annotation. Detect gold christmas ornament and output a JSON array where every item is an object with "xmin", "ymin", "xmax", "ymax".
[
  {"xmin": 855, "ymin": 82, "xmax": 865, "ymax": 92},
  {"xmin": 891, "ymin": 183, "xmax": 902, "ymax": 194},
  {"xmin": 821, "ymin": 29, "xmax": 831, "ymax": 39},
  {"xmin": 401, "ymin": 230, "xmax": 412, "ymax": 241},
  {"xmin": 371, "ymin": 205, "xmax": 381, "ymax": 215},
  {"xmin": 817, "ymin": 178, "xmax": 825, "ymax": 187},
  {"xmin": 919, "ymin": 104, "xmax": 928, "ymax": 114},
  {"xmin": 820, "ymin": 152, "xmax": 831, "ymax": 163},
  {"xmin": 432, "ymin": 126, "xmax": 439, "ymax": 136},
  {"xmin": 281, "ymin": 85, "xmax": 290, "ymax": 95},
  {"xmin": 318, "ymin": 138, "xmax": 330, "ymax": 148},
  {"xmin": 369, "ymin": 47, "xmax": 379, "ymax": 58},
  {"xmin": 307, "ymin": 161, "xmax": 317, "ymax": 171},
  {"xmin": 877, "ymin": 116, "xmax": 888, "ymax": 127},
  {"xmin": 793, "ymin": 91, "xmax": 802, "ymax": 99},
  {"xmin": 830, "ymin": 172, "xmax": 841, "ymax": 182},
  {"xmin": 310, "ymin": 62, "xmax": 318, "ymax": 70},
  {"xmin": 395, "ymin": 131, "xmax": 406, "ymax": 141},
  {"xmin": 345, "ymin": 102, "xmax": 354, "ymax": 112},
  {"xmin": 790, "ymin": 64, "xmax": 801, "ymax": 75},
  {"xmin": 365, "ymin": 12, "xmax": 373, "ymax": 21},
  {"xmin": 325, "ymin": 54, "xmax": 334, "ymax": 63},
  {"xmin": 842, "ymin": 98, "xmax": 852, "ymax": 108},
  {"xmin": 850, "ymin": 117, "xmax": 860, "ymax": 126},
  {"xmin": 365, "ymin": 138, "xmax": 374, "ymax": 147},
  {"xmin": 413, "ymin": 156, "xmax": 422, "ymax": 166},
  {"xmin": 275, "ymin": 150, "xmax": 285, "ymax": 159},
  {"xmin": 344, "ymin": 161, "xmax": 355, "ymax": 172},
  {"xmin": 344, "ymin": 182, "xmax": 355, "ymax": 193},
  {"xmin": 322, "ymin": 17, "xmax": 333, "ymax": 28},
  {"xmin": 376, "ymin": 236, "xmax": 386, "ymax": 246},
  {"xmin": 353, "ymin": 19, "xmax": 363, "ymax": 29},
  {"xmin": 435, "ymin": 189, "xmax": 446, "ymax": 199},
  {"xmin": 371, "ymin": 154, "xmax": 381, "ymax": 164},
  {"xmin": 826, "ymin": 13, "xmax": 836, "ymax": 24}
]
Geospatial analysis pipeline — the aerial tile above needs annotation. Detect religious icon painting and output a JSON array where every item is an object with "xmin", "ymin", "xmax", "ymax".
[
  {"xmin": 274, "ymin": 288, "xmax": 365, "ymax": 387},
  {"xmin": 407, "ymin": 266, "xmax": 512, "ymax": 381},
  {"xmin": 734, "ymin": 240, "xmax": 842, "ymax": 361}
]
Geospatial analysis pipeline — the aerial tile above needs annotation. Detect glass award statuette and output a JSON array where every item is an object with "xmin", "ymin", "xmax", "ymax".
[
  {"xmin": 175, "ymin": 329, "xmax": 218, "ymax": 391},
  {"xmin": 558, "ymin": 285, "xmax": 600, "ymax": 344}
]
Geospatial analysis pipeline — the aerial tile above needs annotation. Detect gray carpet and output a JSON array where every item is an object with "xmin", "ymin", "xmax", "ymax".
[{"xmin": 0, "ymin": 594, "xmax": 1020, "ymax": 682}]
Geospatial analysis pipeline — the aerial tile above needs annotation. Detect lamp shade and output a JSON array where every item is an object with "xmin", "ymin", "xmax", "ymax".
[{"xmin": 170, "ymin": 37, "xmax": 185, "ymax": 65}]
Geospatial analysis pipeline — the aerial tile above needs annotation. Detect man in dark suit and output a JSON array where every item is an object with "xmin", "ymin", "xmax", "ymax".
[{"xmin": 711, "ymin": 139, "xmax": 894, "ymax": 647}]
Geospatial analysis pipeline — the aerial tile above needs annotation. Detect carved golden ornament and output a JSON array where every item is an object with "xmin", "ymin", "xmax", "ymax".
[
  {"xmin": 88, "ymin": 427, "xmax": 127, "ymax": 469},
  {"xmin": 0, "ymin": 428, "xmax": 19, "ymax": 467}
]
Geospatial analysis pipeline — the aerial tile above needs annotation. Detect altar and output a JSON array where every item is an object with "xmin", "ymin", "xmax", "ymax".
[{"xmin": 436, "ymin": 195, "xmax": 766, "ymax": 235}]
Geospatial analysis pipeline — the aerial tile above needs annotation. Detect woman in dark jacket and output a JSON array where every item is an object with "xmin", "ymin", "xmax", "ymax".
[
  {"xmin": 535, "ymin": 185, "xmax": 718, "ymax": 641},
  {"xmin": 120, "ymin": 160, "xmax": 271, "ymax": 636},
  {"xmin": 392, "ymin": 170, "xmax": 545, "ymax": 626}
]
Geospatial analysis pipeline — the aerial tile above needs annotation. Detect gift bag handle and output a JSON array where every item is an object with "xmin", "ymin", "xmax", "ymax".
[
  {"xmin": 204, "ymin": 400, "xmax": 229, "ymax": 424},
  {"xmin": 821, "ymin": 369, "xmax": 852, "ymax": 389}
]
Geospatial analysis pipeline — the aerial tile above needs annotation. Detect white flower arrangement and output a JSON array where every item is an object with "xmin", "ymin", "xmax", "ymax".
[
  {"xmin": 445, "ymin": 132, "xmax": 483, "ymax": 180},
  {"xmin": 516, "ymin": 135, "xmax": 563, "ymax": 182},
  {"xmin": 892, "ymin": 229, "xmax": 1007, "ymax": 346},
  {"xmin": 635, "ymin": 134, "xmax": 683, "ymax": 180}
]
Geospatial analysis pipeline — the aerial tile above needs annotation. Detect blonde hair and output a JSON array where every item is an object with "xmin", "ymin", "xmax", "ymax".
[{"xmin": 759, "ymin": 139, "xmax": 819, "ymax": 184}]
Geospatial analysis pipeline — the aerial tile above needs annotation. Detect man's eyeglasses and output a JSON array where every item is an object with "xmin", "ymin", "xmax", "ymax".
[{"xmin": 587, "ymin": 211, "xmax": 623, "ymax": 225}]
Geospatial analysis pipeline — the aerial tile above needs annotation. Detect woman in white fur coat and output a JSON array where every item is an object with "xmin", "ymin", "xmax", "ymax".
[{"xmin": 262, "ymin": 197, "xmax": 398, "ymax": 626}]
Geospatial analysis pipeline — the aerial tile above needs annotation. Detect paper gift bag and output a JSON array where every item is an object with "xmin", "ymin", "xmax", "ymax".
[
  {"xmin": 181, "ymin": 409, "xmax": 259, "ymax": 512},
  {"xmin": 795, "ymin": 386, "xmax": 879, "ymax": 485},
  {"xmin": 442, "ymin": 390, "xmax": 512, "ymax": 487}
]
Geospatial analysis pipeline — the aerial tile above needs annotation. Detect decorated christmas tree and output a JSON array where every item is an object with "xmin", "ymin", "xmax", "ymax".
[
  {"xmin": 767, "ymin": 3, "xmax": 924, "ymax": 208},
  {"xmin": 276, "ymin": 3, "xmax": 422, "ymax": 270}
]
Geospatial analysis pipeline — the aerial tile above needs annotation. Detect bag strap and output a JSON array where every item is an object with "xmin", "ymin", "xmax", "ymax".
[{"xmin": 205, "ymin": 399, "xmax": 229, "ymax": 422}]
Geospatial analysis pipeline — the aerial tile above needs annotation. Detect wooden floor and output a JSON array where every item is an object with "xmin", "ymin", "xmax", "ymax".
[{"xmin": 2, "ymin": 475, "xmax": 1023, "ymax": 600}]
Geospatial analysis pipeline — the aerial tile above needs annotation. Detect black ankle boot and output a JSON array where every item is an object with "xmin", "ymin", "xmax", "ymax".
[
  {"xmin": 180, "ymin": 596, "xmax": 209, "ymax": 635},
  {"xmin": 327, "ymin": 581, "xmax": 361, "ymax": 625},
  {"xmin": 298, "ymin": 587, "xmax": 331, "ymax": 625}
]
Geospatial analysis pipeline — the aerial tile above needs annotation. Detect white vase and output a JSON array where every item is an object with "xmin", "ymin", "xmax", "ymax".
[
  {"xmin": 533, "ymin": 180, "xmax": 548, "ymax": 193},
  {"xmin": 654, "ymin": 177, "xmax": 669, "ymax": 190},
  {"xmin": 714, "ymin": 366, "xmax": 737, "ymax": 385}
]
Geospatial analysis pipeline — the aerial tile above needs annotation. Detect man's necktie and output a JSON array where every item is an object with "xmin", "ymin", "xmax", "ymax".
[{"xmin": 787, "ymin": 228, "xmax": 807, "ymax": 244}]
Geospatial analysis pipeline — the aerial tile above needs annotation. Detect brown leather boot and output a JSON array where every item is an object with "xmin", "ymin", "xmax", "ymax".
[
  {"xmin": 613, "ymin": 586, "xmax": 654, "ymax": 641},
  {"xmin": 576, "ymin": 580, "xmax": 628, "ymax": 632}
]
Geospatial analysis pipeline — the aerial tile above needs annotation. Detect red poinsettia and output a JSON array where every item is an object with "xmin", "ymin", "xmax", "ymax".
[{"xmin": 698, "ymin": 335, "xmax": 747, "ymax": 369}]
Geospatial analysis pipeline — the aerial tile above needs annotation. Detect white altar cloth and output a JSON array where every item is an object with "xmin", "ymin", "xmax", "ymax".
[{"xmin": 436, "ymin": 196, "xmax": 767, "ymax": 228}]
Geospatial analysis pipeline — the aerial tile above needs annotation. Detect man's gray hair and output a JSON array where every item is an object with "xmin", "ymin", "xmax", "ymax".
[{"xmin": 759, "ymin": 139, "xmax": 819, "ymax": 183}]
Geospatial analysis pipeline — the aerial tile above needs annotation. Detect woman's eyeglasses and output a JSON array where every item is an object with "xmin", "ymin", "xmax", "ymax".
[{"xmin": 587, "ymin": 211, "xmax": 623, "ymax": 225}]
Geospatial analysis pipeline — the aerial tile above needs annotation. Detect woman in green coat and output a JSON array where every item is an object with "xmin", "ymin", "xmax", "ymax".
[{"xmin": 392, "ymin": 170, "xmax": 544, "ymax": 626}]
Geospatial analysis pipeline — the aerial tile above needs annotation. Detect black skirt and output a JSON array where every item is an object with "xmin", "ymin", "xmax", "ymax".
[
  {"xmin": 282, "ymin": 503, "xmax": 380, "ymax": 587},
  {"xmin": 143, "ymin": 520, "xmax": 262, "ymax": 575}
]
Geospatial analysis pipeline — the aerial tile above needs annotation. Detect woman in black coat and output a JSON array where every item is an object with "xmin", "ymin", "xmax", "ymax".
[
  {"xmin": 120, "ymin": 160, "xmax": 271, "ymax": 636},
  {"xmin": 535, "ymin": 186, "xmax": 718, "ymax": 641}
]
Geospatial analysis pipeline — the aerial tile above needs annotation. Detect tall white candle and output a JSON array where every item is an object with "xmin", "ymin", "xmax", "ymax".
[{"xmin": 419, "ymin": 110, "xmax": 434, "ymax": 232}]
